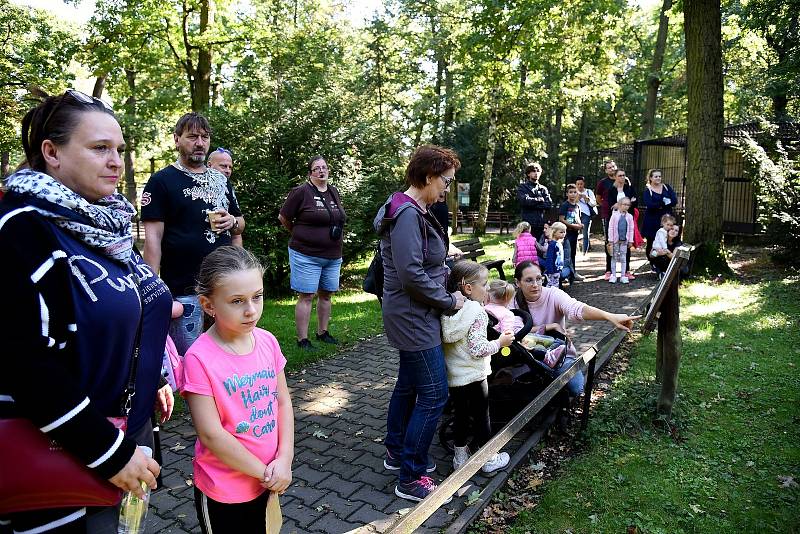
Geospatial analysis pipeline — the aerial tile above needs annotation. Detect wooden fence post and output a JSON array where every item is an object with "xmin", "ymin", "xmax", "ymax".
[{"xmin": 656, "ymin": 275, "xmax": 681, "ymax": 418}]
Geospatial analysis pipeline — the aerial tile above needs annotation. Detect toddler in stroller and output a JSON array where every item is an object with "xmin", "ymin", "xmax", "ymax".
[{"xmin": 439, "ymin": 279, "xmax": 571, "ymax": 457}]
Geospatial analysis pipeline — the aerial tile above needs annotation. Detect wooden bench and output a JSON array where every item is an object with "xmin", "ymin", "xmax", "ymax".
[
  {"xmin": 457, "ymin": 211, "xmax": 513, "ymax": 234},
  {"xmin": 452, "ymin": 238, "xmax": 506, "ymax": 280}
]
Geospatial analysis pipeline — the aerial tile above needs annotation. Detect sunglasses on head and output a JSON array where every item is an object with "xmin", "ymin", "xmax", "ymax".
[
  {"xmin": 214, "ymin": 147, "xmax": 232, "ymax": 156},
  {"xmin": 43, "ymin": 89, "xmax": 114, "ymax": 130}
]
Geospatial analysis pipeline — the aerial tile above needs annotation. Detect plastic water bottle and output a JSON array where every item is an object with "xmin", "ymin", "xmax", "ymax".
[{"xmin": 117, "ymin": 446, "xmax": 152, "ymax": 534}]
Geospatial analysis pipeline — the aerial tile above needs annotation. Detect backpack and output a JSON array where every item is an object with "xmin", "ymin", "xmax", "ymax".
[
  {"xmin": 362, "ymin": 203, "xmax": 433, "ymax": 299},
  {"xmin": 363, "ymin": 242, "xmax": 384, "ymax": 297}
]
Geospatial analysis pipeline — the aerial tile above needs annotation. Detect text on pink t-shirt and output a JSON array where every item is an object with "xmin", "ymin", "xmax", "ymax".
[{"xmin": 182, "ymin": 328, "xmax": 287, "ymax": 503}]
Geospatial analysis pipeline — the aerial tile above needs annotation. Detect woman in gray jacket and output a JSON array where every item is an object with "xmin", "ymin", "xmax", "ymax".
[{"xmin": 374, "ymin": 145, "xmax": 465, "ymax": 503}]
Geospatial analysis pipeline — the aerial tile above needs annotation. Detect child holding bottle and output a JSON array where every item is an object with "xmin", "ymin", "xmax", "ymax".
[
  {"xmin": 442, "ymin": 261, "xmax": 513, "ymax": 474},
  {"xmin": 182, "ymin": 246, "xmax": 294, "ymax": 532}
]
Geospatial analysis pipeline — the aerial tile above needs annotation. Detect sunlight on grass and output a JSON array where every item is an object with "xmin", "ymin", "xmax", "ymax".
[{"xmin": 508, "ymin": 273, "xmax": 800, "ymax": 534}]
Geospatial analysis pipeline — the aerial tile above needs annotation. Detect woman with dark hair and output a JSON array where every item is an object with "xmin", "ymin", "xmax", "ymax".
[
  {"xmin": 511, "ymin": 261, "xmax": 639, "ymax": 397},
  {"xmin": 374, "ymin": 144, "xmax": 466, "ymax": 503},
  {"xmin": 641, "ymin": 168, "xmax": 678, "ymax": 266},
  {"xmin": 0, "ymin": 90, "xmax": 172, "ymax": 532},
  {"xmin": 279, "ymin": 155, "xmax": 346, "ymax": 350}
]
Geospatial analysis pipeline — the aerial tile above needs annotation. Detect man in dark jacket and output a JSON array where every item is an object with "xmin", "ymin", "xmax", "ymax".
[{"xmin": 517, "ymin": 162, "xmax": 552, "ymax": 240}]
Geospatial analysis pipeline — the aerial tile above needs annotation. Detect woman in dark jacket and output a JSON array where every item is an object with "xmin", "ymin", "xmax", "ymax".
[
  {"xmin": 641, "ymin": 168, "xmax": 678, "ymax": 265},
  {"xmin": 0, "ymin": 90, "xmax": 171, "ymax": 532},
  {"xmin": 373, "ymin": 145, "xmax": 465, "ymax": 503}
]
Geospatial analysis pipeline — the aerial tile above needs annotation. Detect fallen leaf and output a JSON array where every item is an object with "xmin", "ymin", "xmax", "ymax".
[
  {"xmin": 355, "ymin": 430, "xmax": 363, "ymax": 436},
  {"xmin": 169, "ymin": 442, "xmax": 187, "ymax": 452},
  {"xmin": 530, "ymin": 462, "xmax": 545, "ymax": 471},
  {"xmin": 185, "ymin": 479, "xmax": 193, "ymax": 486},
  {"xmin": 466, "ymin": 490, "xmax": 482, "ymax": 506},
  {"xmin": 527, "ymin": 478, "xmax": 543, "ymax": 490},
  {"xmin": 312, "ymin": 430, "xmax": 329, "ymax": 439},
  {"xmin": 690, "ymin": 504, "xmax": 704, "ymax": 514},
  {"xmin": 373, "ymin": 437, "xmax": 383, "ymax": 442}
]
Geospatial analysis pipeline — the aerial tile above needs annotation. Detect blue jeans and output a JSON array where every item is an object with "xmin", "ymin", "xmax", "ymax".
[
  {"xmin": 169, "ymin": 295, "xmax": 203, "ymax": 355},
  {"xmin": 557, "ymin": 357, "xmax": 586, "ymax": 397},
  {"xmin": 580, "ymin": 213, "xmax": 592, "ymax": 253},
  {"xmin": 385, "ymin": 345, "xmax": 449, "ymax": 483}
]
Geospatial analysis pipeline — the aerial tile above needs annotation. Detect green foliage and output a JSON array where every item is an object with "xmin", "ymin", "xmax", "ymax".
[
  {"xmin": 735, "ymin": 119, "xmax": 800, "ymax": 260},
  {"xmin": 508, "ymin": 276, "xmax": 800, "ymax": 534},
  {"xmin": 0, "ymin": 0, "xmax": 79, "ymax": 158}
]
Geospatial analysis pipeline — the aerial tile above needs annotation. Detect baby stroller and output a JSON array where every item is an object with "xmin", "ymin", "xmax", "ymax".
[{"xmin": 438, "ymin": 308, "xmax": 570, "ymax": 453}]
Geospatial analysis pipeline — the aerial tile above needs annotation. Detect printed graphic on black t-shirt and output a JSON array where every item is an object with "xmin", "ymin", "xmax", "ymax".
[{"xmin": 141, "ymin": 165, "xmax": 242, "ymax": 296}]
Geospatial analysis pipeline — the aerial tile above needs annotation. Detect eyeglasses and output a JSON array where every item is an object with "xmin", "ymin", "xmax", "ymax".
[
  {"xmin": 43, "ymin": 89, "xmax": 114, "ymax": 130},
  {"xmin": 312, "ymin": 165, "xmax": 329, "ymax": 173},
  {"xmin": 521, "ymin": 275, "xmax": 545, "ymax": 286},
  {"xmin": 439, "ymin": 174, "xmax": 455, "ymax": 188}
]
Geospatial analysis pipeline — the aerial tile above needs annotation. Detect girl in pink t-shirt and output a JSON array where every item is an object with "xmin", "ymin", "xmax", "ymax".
[{"xmin": 182, "ymin": 246, "xmax": 294, "ymax": 532}]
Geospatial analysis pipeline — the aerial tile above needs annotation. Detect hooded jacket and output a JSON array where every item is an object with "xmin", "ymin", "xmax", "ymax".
[
  {"xmin": 441, "ymin": 300, "xmax": 499, "ymax": 387},
  {"xmin": 373, "ymin": 192, "xmax": 456, "ymax": 352}
]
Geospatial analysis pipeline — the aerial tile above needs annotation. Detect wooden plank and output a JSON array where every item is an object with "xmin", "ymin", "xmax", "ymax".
[{"xmin": 641, "ymin": 244, "xmax": 695, "ymax": 336}]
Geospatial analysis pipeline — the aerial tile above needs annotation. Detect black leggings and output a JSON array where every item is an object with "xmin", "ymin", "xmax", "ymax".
[
  {"xmin": 194, "ymin": 487, "xmax": 269, "ymax": 533},
  {"xmin": 450, "ymin": 379, "xmax": 491, "ymax": 450}
]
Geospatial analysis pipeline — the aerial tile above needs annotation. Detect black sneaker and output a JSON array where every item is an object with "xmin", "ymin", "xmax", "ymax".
[
  {"xmin": 297, "ymin": 338, "xmax": 316, "ymax": 351},
  {"xmin": 395, "ymin": 476, "xmax": 452, "ymax": 503},
  {"xmin": 383, "ymin": 450, "xmax": 436, "ymax": 472},
  {"xmin": 315, "ymin": 330, "xmax": 338, "ymax": 344}
]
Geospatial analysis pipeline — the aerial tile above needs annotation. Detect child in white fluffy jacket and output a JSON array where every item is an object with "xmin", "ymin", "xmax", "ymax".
[{"xmin": 442, "ymin": 261, "xmax": 513, "ymax": 474}]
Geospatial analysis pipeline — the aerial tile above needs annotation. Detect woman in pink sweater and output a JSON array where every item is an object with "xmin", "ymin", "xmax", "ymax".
[{"xmin": 510, "ymin": 261, "xmax": 639, "ymax": 396}]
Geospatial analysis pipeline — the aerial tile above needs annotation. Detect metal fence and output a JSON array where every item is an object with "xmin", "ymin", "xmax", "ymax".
[{"xmin": 562, "ymin": 121, "xmax": 800, "ymax": 235}]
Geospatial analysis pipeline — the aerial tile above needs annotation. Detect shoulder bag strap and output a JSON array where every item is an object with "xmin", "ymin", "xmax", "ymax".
[{"xmin": 119, "ymin": 263, "xmax": 144, "ymax": 417}]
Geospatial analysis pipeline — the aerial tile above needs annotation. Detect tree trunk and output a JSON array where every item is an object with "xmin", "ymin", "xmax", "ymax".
[
  {"xmin": 431, "ymin": 55, "xmax": 444, "ymax": 144},
  {"xmin": 656, "ymin": 275, "xmax": 681, "ymax": 418},
  {"xmin": 1, "ymin": 151, "xmax": 9, "ymax": 178},
  {"xmin": 476, "ymin": 92, "xmax": 498, "ymax": 236},
  {"xmin": 442, "ymin": 63, "xmax": 454, "ymax": 142},
  {"xmin": 193, "ymin": 0, "xmax": 213, "ymax": 111},
  {"xmin": 123, "ymin": 69, "xmax": 137, "ymax": 205},
  {"xmin": 92, "ymin": 74, "xmax": 107, "ymax": 98},
  {"xmin": 641, "ymin": 0, "xmax": 672, "ymax": 139},
  {"xmin": 576, "ymin": 110, "xmax": 590, "ymax": 177},
  {"xmin": 683, "ymin": 0, "xmax": 729, "ymax": 274},
  {"xmin": 519, "ymin": 63, "xmax": 527, "ymax": 91},
  {"xmin": 772, "ymin": 94, "xmax": 788, "ymax": 120},
  {"xmin": 545, "ymin": 106, "xmax": 564, "ymax": 189}
]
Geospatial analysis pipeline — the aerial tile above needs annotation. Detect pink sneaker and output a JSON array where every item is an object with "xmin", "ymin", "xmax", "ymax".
[
  {"xmin": 625, "ymin": 271, "xmax": 636, "ymax": 280},
  {"xmin": 604, "ymin": 271, "xmax": 612, "ymax": 281}
]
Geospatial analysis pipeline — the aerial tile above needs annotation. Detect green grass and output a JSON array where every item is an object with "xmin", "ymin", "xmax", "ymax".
[{"xmin": 507, "ymin": 275, "xmax": 800, "ymax": 533}]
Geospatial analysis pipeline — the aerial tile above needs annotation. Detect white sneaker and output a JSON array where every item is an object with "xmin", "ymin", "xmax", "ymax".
[
  {"xmin": 621, "ymin": 277, "xmax": 629, "ymax": 284},
  {"xmin": 609, "ymin": 276, "xmax": 617, "ymax": 284},
  {"xmin": 453, "ymin": 445, "xmax": 470, "ymax": 471},
  {"xmin": 481, "ymin": 452, "xmax": 510, "ymax": 473}
]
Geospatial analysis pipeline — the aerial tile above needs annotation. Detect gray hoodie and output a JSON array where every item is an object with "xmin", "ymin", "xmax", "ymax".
[{"xmin": 373, "ymin": 192, "xmax": 457, "ymax": 352}]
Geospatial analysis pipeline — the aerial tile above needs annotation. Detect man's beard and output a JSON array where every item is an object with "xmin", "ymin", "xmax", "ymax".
[{"xmin": 180, "ymin": 147, "xmax": 206, "ymax": 165}]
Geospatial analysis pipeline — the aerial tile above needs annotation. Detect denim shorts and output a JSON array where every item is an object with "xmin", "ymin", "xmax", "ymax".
[
  {"xmin": 169, "ymin": 295, "xmax": 203, "ymax": 356},
  {"xmin": 288, "ymin": 247, "xmax": 342, "ymax": 294}
]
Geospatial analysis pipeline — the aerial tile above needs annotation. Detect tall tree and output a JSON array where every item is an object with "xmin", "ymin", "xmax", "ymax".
[
  {"xmin": 640, "ymin": 0, "xmax": 673, "ymax": 139},
  {"xmin": 683, "ymin": 0, "xmax": 729, "ymax": 274}
]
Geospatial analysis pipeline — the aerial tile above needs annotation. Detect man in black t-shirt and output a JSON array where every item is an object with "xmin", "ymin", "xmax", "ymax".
[{"xmin": 141, "ymin": 113, "xmax": 245, "ymax": 354}]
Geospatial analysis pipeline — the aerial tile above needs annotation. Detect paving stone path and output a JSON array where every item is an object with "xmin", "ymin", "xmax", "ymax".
[{"xmin": 149, "ymin": 240, "xmax": 656, "ymax": 533}]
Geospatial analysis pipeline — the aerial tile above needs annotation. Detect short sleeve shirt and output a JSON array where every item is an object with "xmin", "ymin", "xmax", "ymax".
[
  {"xmin": 279, "ymin": 183, "xmax": 345, "ymax": 259},
  {"xmin": 141, "ymin": 165, "xmax": 242, "ymax": 297},
  {"xmin": 182, "ymin": 328, "xmax": 287, "ymax": 504},
  {"xmin": 559, "ymin": 201, "xmax": 581, "ymax": 233}
]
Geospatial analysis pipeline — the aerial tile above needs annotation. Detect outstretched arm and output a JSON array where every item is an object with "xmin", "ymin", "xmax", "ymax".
[{"xmin": 581, "ymin": 306, "xmax": 641, "ymax": 332}]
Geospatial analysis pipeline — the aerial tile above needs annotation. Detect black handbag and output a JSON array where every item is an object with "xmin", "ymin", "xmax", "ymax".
[{"xmin": 363, "ymin": 243, "xmax": 384, "ymax": 296}]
